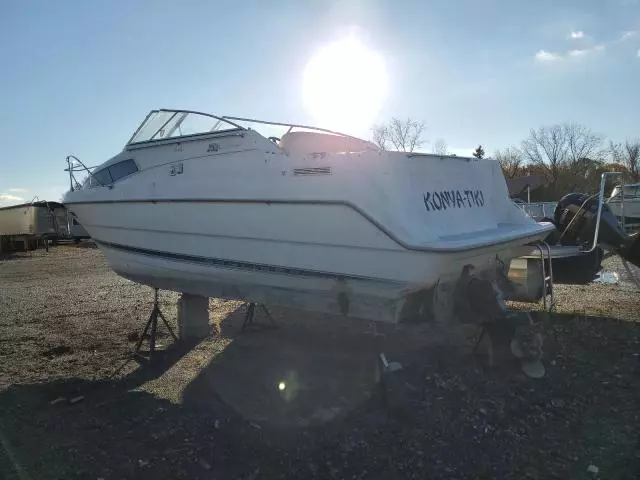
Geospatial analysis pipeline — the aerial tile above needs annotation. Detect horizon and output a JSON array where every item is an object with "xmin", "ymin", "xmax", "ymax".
[{"xmin": 1, "ymin": 0, "xmax": 639, "ymax": 206}]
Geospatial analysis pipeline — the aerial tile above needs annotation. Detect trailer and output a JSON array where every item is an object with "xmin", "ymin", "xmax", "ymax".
[{"xmin": 0, "ymin": 201, "xmax": 66, "ymax": 252}]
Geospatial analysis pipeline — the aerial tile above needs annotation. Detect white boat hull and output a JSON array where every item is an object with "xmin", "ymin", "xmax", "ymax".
[{"xmin": 72, "ymin": 201, "xmax": 540, "ymax": 323}]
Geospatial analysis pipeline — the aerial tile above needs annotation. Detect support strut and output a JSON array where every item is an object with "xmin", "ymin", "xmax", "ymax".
[
  {"xmin": 241, "ymin": 302, "xmax": 277, "ymax": 332},
  {"xmin": 134, "ymin": 288, "xmax": 178, "ymax": 356}
]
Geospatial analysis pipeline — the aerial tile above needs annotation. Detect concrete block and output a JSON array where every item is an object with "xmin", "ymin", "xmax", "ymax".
[{"xmin": 178, "ymin": 293, "xmax": 210, "ymax": 340}]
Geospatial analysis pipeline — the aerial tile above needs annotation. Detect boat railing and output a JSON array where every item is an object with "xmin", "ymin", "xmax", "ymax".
[
  {"xmin": 64, "ymin": 155, "xmax": 103, "ymax": 192},
  {"xmin": 584, "ymin": 172, "xmax": 625, "ymax": 253},
  {"xmin": 536, "ymin": 242, "xmax": 555, "ymax": 311},
  {"xmin": 221, "ymin": 115, "xmax": 369, "ymax": 144}
]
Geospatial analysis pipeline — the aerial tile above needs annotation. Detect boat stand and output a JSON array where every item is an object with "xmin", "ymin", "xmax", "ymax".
[
  {"xmin": 241, "ymin": 302, "xmax": 277, "ymax": 332},
  {"xmin": 134, "ymin": 288, "xmax": 178, "ymax": 356},
  {"xmin": 472, "ymin": 317, "xmax": 515, "ymax": 365}
]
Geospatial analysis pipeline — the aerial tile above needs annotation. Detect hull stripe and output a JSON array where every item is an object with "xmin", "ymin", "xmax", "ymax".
[{"xmin": 94, "ymin": 238, "xmax": 396, "ymax": 283}]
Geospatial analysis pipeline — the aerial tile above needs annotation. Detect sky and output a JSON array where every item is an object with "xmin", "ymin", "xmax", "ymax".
[{"xmin": 1, "ymin": 0, "xmax": 639, "ymax": 206}]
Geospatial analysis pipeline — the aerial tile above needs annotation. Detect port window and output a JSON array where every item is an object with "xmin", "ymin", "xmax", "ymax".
[
  {"xmin": 108, "ymin": 159, "xmax": 138, "ymax": 182},
  {"xmin": 89, "ymin": 168, "xmax": 113, "ymax": 187},
  {"xmin": 89, "ymin": 159, "xmax": 138, "ymax": 187}
]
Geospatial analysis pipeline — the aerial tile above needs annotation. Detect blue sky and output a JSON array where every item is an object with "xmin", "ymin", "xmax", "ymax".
[{"xmin": 1, "ymin": 0, "xmax": 639, "ymax": 206}]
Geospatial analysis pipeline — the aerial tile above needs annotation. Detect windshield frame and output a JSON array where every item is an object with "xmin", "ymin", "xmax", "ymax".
[{"xmin": 126, "ymin": 109, "xmax": 246, "ymax": 146}]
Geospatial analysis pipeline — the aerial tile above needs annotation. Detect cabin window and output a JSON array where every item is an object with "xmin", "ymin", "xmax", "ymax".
[
  {"xmin": 108, "ymin": 159, "xmax": 138, "ymax": 182},
  {"xmin": 89, "ymin": 159, "xmax": 138, "ymax": 186},
  {"xmin": 90, "ymin": 168, "xmax": 113, "ymax": 187}
]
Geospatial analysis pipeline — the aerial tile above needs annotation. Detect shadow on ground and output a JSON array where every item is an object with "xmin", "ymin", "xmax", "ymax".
[
  {"xmin": 183, "ymin": 303, "xmax": 467, "ymax": 428},
  {"xmin": 1, "ymin": 310, "xmax": 639, "ymax": 480},
  {"xmin": 0, "ymin": 253, "xmax": 25, "ymax": 262}
]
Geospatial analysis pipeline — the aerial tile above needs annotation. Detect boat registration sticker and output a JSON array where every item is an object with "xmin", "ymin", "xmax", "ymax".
[
  {"xmin": 169, "ymin": 162, "xmax": 184, "ymax": 176},
  {"xmin": 423, "ymin": 189, "xmax": 485, "ymax": 211}
]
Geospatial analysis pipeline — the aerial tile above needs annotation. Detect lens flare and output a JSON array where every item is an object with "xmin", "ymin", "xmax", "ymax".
[{"xmin": 302, "ymin": 35, "xmax": 388, "ymax": 133}]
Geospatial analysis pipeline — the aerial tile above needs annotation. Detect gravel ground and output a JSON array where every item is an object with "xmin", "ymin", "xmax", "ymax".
[
  {"xmin": 1, "ymin": 244, "xmax": 639, "ymax": 479},
  {"xmin": 508, "ymin": 254, "xmax": 640, "ymax": 322}
]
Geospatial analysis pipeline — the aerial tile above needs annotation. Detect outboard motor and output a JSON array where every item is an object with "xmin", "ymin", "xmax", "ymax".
[{"xmin": 554, "ymin": 193, "xmax": 640, "ymax": 268}]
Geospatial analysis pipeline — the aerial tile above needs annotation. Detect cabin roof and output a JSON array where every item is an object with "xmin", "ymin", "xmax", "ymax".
[{"xmin": 0, "ymin": 201, "xmax": 65, "ymax": 211}]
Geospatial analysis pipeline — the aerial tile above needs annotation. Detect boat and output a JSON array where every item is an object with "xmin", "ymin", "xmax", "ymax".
[
  {"xmin": 508, "ymin": 180, "xmax": 640, "ymax": 298},
  {"xmin": 62, "ymin": 109, "xmax": 554, "ymax": 324},
  {"xmin": 509, "ymin": 199, "xmax": 604, "ymax": 285},
  {"xmin": 607, "ymin": 183, "xmax": 640, "ymax": 231}
]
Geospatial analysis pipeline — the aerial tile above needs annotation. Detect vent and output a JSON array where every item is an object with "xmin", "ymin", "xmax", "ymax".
[{"xmin": 293, "ymin": 167, "xmax": 331, "ymax": 176}]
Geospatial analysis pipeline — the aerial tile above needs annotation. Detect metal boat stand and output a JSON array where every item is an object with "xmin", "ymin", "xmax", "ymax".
[
  {"xmin": 472, "ymin": 316, "xmax": 516, "ymax": 365},
  {"xmin": 134, "ymin": 288, "xmax": 178, "ymax": 356},
  {"xmin": 241, "ymin": 302, "xmax": 277, "ymax": 332}
]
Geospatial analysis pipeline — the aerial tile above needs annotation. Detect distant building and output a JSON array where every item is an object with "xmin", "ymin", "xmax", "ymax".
[{"xmin": 506, "ymin": 175, "xmax": 547, "ymax": 199}]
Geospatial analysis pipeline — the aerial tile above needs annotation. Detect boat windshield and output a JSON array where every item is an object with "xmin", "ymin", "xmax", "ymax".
[
  {"xmin": 126, "ymin": 109, "xmax": 379, "ymax": 153},
  {"xmin": 127, "ymin": 110, "xmax": 244, "ymax": 145}
]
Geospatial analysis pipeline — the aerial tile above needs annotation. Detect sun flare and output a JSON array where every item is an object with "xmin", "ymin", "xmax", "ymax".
[{"xmin": 302, "ymin": 36, "xmax": 388, "ymax": 133}]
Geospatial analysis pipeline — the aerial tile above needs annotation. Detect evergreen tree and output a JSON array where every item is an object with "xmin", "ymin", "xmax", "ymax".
[{"xmin": 473, "ymin": 145, "xmax": 485, "ymax": 159}]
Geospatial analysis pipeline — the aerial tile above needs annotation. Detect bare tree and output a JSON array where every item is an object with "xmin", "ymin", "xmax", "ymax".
[
  {"xmin": 371, "ymin": 117, "xmax": 426, "ymax": 152},
  {"xmin": 432, "ymin": 138, "xmax": 448, "ymax": 155},
  {"xmin": 563, "ymin": 123, "xmax": 604, "ymax": 187},
  {"xmin": 610, "ymin": 139, "xmax": 640, "ymax": 181},
  {"xmin": 521, "ymin": 124, "xmax": 567, "ymax": 191},
  {"xmin": 494, "ymin": 146, "xmax": 524, "ymax": 179},
  {"xmin": 564, "ymin": 123, "xmax": 603, "ymax": 163},
  {"xmin": 521, "ymin": 122, "xmax": 603, "ymax": 194},
  {"xmin": 371, "ymin": 124, "xmax": 389, "ymax": 151},
  {"xmin": 610, "ymin": 141, "xmax": 623, "ymax": 163}
]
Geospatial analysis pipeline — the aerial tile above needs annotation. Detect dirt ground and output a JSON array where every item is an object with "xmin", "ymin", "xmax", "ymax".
[{"xmin": 0, "ymin": 244, "xmax": 639, "ymax": 479}]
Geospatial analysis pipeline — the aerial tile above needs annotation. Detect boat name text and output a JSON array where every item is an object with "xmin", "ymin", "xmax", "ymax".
[{"xmin": 423, "ymin": 189, "xmax": 485, "ymax": 211}]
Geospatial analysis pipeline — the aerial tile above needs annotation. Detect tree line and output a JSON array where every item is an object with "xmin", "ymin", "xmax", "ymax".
[
  {"xmin": 372, "ymin": 118, "xmax": 639, "ymax": 202},
  {"xmin": 495, "ymin": 124, "xmax": 639, "ymax": 201}
]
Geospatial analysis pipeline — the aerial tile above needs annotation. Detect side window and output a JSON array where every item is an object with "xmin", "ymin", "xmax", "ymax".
[
  {"xmin": 90, "ymin": 168, "xmax": 113, "ymax": 187},
  {"xmin": 88, "ymin": 159, "xmax": 138, "ymax": 187},
  {"xmin": 109, "ymin": 159, "xmax": 138, "ymax": 182}
]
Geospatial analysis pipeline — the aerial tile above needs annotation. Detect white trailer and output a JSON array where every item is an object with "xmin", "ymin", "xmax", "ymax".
[{"xmin": 0, "ymin": 201, "xmax": 61, "ymax": 252}]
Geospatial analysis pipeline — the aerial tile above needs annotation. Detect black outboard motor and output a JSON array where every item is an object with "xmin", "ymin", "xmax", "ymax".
[{"xmin": 554, "ymin": 193, "xmax": 640, "ymax": 268}]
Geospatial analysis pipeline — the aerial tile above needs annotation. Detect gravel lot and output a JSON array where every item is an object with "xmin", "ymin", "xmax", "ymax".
[
  {"xmin": 508, "ymin": 254, "xmax": 640, "ymax": 322},
  {"xmin": 1, "ymin": 244, "xmax": 639, "ymax": 479}
]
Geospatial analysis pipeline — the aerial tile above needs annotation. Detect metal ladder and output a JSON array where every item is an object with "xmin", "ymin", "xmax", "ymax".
[{"xmin": 534, "ymin": 241, "xmax": 554, "ymax": 311}]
